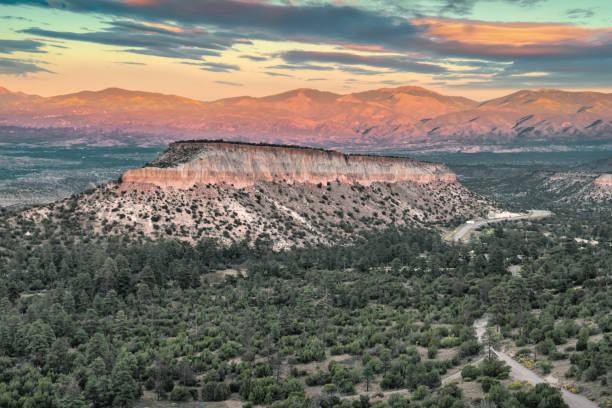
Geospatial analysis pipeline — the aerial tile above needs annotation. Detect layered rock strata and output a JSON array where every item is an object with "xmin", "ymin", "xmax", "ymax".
[
  {"xmin": 121, "ymin": 141, "xmax": 456, "ymax": 189},
  {"xmin": 594, "ymin": 174, "xmax": 612, "ymax": 186}
]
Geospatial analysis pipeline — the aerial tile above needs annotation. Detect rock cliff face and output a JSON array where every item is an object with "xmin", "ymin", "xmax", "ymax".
[
  {"xmin": 121, "ymin": 141, "xmax": 456, "ymax": 189},
  {"xmin": 12, "ymin": 140, "xmax": 493, "ymax": 249},
  {"xmin": 595, "ymin": 174, "xmax": 612, "ymax": 187}
]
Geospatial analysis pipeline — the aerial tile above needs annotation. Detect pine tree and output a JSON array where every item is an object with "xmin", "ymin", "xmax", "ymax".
[{"xmin": 111, "ymin": 357, "xmax": 139, "ymax": 407}]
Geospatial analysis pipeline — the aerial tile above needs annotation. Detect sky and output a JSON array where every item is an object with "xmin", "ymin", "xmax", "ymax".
[{"xmin": 0, "ymin": 0, "xmax": 611, "ymax": 101}]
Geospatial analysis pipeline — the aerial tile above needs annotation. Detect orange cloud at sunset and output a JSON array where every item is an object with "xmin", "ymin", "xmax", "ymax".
[
  {"xmin": 341, "ymin": 44, "xmax": 389, "ymax": 53},
  {"xmin": 124, "ymin": 0, "xmax": 159, "ymax": 5},
  {"xmin": 1, "ymin": 0, "xmax": 610, "ymax": 100},
  {"xmin": 141, "ymin": 22, "xmax": 183, "ymax": 33},
  {"xmin": 413, "ymin": 18, "xmax": 611, "ymax": 48}
]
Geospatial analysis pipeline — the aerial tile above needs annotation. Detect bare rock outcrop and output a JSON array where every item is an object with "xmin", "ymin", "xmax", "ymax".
[
  {"xmin": 10, "ymin": 141, "xmax": 494, "ymax": 249},
  {"xmin": 121, "ymin": 141, "xmax": 457, "ymax": 189},
  {"xmin": 594, "ymin": 174, "xmax": 612, "ymax": 187}
]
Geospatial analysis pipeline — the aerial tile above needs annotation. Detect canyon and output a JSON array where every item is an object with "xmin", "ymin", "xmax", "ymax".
[{"xmin": 1, "ymin": 85, "xmax": 611, "ymax": 151}]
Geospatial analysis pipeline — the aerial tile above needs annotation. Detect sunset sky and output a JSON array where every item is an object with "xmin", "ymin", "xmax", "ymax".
[{"xmin": 0, "ymin": 0, "xmax": 611, "ymax": 101}]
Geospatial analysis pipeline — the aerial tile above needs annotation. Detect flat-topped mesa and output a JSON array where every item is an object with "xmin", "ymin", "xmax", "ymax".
[
  {"xmin": 594, "ymin": 174, "xmax": 612, "ymax": 187},
  {"xmin": 121, "ymin": 140, "xmax": 457, "ymax": 189}
]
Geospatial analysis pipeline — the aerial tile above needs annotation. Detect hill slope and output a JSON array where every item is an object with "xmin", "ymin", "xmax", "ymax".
[{"xmin": 10, "ymin": 141, "xmax": 494, "ymax": 249}]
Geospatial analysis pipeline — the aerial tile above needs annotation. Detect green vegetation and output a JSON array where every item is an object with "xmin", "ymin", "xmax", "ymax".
[{"xmin": 0, "ymin": 208, "xmax": 610, "ymax": 407}]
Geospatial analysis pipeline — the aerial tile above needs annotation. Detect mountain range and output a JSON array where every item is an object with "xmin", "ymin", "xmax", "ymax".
[{"xmin": 1, "ymin": 85, "xmax": 611, "ymax": 151}]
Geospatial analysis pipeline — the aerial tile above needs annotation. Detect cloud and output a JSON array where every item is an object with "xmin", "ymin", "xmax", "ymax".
[
  {"xmin": 1, "ymin": 15, "xmax": 32, "ymax": 21},
  {"xmin": 20, "ymin": 20, "xmax": 241, "ymax": 61},
  {"xmin": 438, "ymin": 0, "xmax": 476, "ymax": 16},
  {"xmin": 566, "ymin": 8, "xmax": 595, "ymax": 19},
  {"xmin": 438, "ymin": 0, "xmax": 546, "ymax": 16},
  {"xmin": 3, "ymin": 0, "xmax": 423, "ymax": 52},
  {"xmin": 415, "ymin": 18, "xmax": 605, "ymax": 46},
  {"xmin": 379, "ymin": 79, "xmax": 407, "ymax": 86},
  {"xmin": 412, "ymin": 18, "xmax": 612, "ymax": 59},
  {"xmin": 182, "ymin": 61, "xmax": 240, "ymax": 72},
  {"xmin": 264, "ymin": 71, "xmax": 292, "ymax": 77},
  {"xmin": 0, "ymin": 39, "xmax": 47, "ymax": 54},
  {"xmin": 240, "ymin": 54, "xmax": 267, "ymax": 61},
  {"xmin": 267, "ymin": 63, "xmax": 335, "ymax": 71},
  {"xmin": 214, "ymin": 80, "xmax": 243, "ymax": 86},
  {"xmin": 1, "ymin": 0, "xmax": 609, "ymax": 89},
  {"xmin": 280, "ymin": 50, "xmax": 447, "ymax": 74},
  {"xmin": 114, "ymin": 61, "xmax": 146, "ymax": 65},
  {"xmin": 0, "ymin": 57, "xmax": 53, "ymax": 75}
]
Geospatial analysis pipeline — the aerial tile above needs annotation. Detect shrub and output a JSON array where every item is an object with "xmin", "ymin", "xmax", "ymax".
[
  {"xmin": 461, "ymin": 365, "xmax": 481, "ymax": 381},
  {"xmin": 412, "ymin": 385, "xmax": 430, "ymax": 401},
  {"xmin": 298, "ymin": 338, "xmax": 326, "ymax": 363},
  {"xmin": 540, "ymin": 361, "xmax": 552, "ymax": 374},
  {"xmin": 480, "ymin": 358, "xmax": 510, "ymax": 379},
  {"xmin": 584, "ymin": 367, "xmax": 599, "ymax": 382},
  {"xmin": 255, "ymin": 362, "xmax": 272, "ymax": 378},
  {"xmin": 170, "ymin": 386, "xmax": 191, "ymax": 402},
  {"xmin": 508, "ymin": 380, "xmax": 523, "ymax": 391},
  {"xmin": 440, "ymin": 336, "xmax": 461, "ymax": 348},
  {"xmin": 459, "ymin": 339, "xmax": 481, "ymax": 358},
  {"xmin": 202, "ymin": 382, "xmax": 231, "ymax": 401},
  {"xmin": 322, "ymin": 383, "xmax": 337, "ymax": 394}
]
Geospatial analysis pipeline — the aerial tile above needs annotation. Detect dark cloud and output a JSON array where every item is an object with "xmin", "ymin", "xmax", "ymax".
[
  {"xmin": 268, "ymin": 63, "xmax": 335, "ymax": 71},
  {"xmin": 182, "ymin": 61, "xmax": 240, "ymax": 72},
  {"xmin": 0, "ymin": 39, "xmax": 47, "ymax": 54},
  {"xmin": 20, "ymin": 23, "xmax": 239, "ymax": 60},
  {"xmin": 280, "ymin": 50, "xmax": 447, "ymax": 74},
  {"xmin": 443, "ymin": 54, "xmax": 612, "ymax": 89},
  {"xmin": 1, "ymin": 15, "xmax": 32, "ymax": 21},
  {"xmin": 379, "ymin": 80, "xmax": 407, "ymax": 86},
  {"xmin": 240, "ymin": 54, "xmax": 267, "ymax": 62},
  {"xmin": 339, "ymin": 66, "xmax": 387, "ymax": 76},
  {"xmin": 438, "ymin": 0, "xmax": 546, "ymax": 16},
  {"xmin": 0, "ymin": 0, "xmax": 607, "ymax": 88},
  {"xmin": 114, "ymin": 61, "xmax": 146, "ymax": 65},
  {"xmin": 3, "ymin": 0, "xmax": 423, "ymax": 51},
  {"xmin": 438, "ymin": 0, "xmax": 475, "ymax": 16},
  {"xmin": 416, "ymin": 36, "xmax": 612, "ymax": 63},
  {"xmin": 214, "ymin": 80, "xmax": 243, "ymax": 86},
  {"xmin": 566, "ymin": 8, "xmax": 595, "ymax": 19},
  {"xmin": 264, "ymin": 71, "xmax": 292, "ymax": 77},
  {"xmin": 0, "ymin": 57, "xmax": 53, "ymax": 75}
]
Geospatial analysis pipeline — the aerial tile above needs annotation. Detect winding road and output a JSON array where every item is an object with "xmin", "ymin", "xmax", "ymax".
[
  {"xmin": 448, "ymin": 210, "xmax": 552, "ymax": 242},
  {"xmin": 456, "ymin": 315, "xmax": 599, "ymax": 408}
]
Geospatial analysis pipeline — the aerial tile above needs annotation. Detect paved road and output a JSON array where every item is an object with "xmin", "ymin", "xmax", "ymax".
[
  {"xmin": 452, "ymin": 315, "xmax": 598, "ymax": 408},
  {"xmin": 448, "ymin": 210, "xmax": 552, "ymax": 242}
]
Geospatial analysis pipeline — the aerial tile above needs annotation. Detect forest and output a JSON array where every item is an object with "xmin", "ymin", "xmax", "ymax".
[{"xmin": 0, "ymin": 208, "xmax": 610, "ymax": 407}]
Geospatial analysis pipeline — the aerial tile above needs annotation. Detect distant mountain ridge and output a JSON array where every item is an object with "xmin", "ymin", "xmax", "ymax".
[{"xmin": 1, "ymin": 85, "xmax": 611, "ymax": 151}]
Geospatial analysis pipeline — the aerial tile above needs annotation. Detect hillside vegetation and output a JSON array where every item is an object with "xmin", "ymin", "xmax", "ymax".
[{"xmin": 0, "ymin": 210, "xmax": 609, "ymax": 407}]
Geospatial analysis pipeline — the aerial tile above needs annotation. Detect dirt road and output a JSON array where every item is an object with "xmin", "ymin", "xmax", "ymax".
[{"xmin": 461, "ymin": 315, "xmax": 598, "ymax": 408}]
